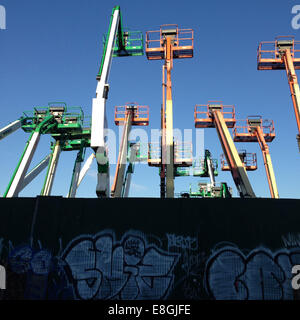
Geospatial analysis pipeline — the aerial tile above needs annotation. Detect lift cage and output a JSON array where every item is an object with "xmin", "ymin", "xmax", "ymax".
[
  {"xmin": 21, "ymin": 103, "xmax": 85, "ymax": 134},
  {"xmin": 192, "ymin": 158, "xmax": 218, "ymax": 177},
  {"xmin": 103, "ymin": 29, "xmax": 144, "ymax": 57},
  {"xmin": 114, "ymin": 103, "xmax": 149, "ymax": 126},
  {"xmin": 221, "ymin": 151, "xmax": 257, "ymax": 171},
  {"xmin": 194, "ymin": 102, "xmax": 236, "ymax": 128},
  {"xmin": 233, "ymin": 116, "xmax": 276, "ymax": 143},
  {"xmin": 257, "ymin": 36, "xmax": 300, "ymax": 70},
  {"xmin": 145, "ymin": 24, "xmax": 194, "ymax": 60},
  {"xmin": 148, "ymin": 141, "xmax": 193, "ymax": 167}
]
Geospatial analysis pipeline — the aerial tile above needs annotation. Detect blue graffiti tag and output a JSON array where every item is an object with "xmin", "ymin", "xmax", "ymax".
[
  {"xmin": 205, "ymin": 245, "xmax": 300, "ymax": 300},
  {"xmin": 61, "ymin": 230, "xmax": 180, "ymax": 300}
]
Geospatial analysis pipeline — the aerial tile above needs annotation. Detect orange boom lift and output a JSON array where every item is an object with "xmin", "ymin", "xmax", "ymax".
[
  {"xmin": 111, "ymin": 103, "xmax": 149, "ymax": 198},
  {"xmin": 221, "ymin": 150, "xmax": 257, "ymax": 172},
  {"xmin": 194, "ymin": 101, "xmax": 256, "ymax": 198},
  {"xmin": 233, "ymin": 116, "xmax": 279, "ymax": 199},
  {"xmin": 258, "ymin": 36, "xmax": 300, "ymax": 151},
  {"xmin": 146, "ymin": 25, "xmax": 194, "ymax": 198}
]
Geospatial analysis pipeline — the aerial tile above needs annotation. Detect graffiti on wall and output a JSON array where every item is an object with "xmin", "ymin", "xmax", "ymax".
[
  {"xmin": 6, "ymin": 243, "xmax": 73, "ymax": 300},
  {"xmin": 62, "ymin": 230, "xmax": 180, "ymax": 300},
  {"xmin": 2, "ymin": 232, "xmax": 300, "ymax": 300},
  {"xmin": 205, "ymin": 244, "xmax": 300, "ymax": 300},
  {"xmin": 166, "ymin": 234, "xmax": 198, "ymax": 251}
]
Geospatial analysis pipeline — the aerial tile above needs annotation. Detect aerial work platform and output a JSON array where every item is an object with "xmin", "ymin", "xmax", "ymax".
[
  {"xmin": 114, "ymin": 103, "xmax": 149, "ymax": 126},
  {"xmin": 92, "ymin": 6, "xmax": 144, "ymax": 198},
  {"xmin": 193, "ymin": 150, "xmax": 218, "ymax": 177},
  {"xmin": 2, "ymin": 103, "xmax": 89, "ymax": 198},
  {"xmin": 194, "ymin": 101, "xmax": 256, "ymax": 198},
  {"xmin": 146, "ymin": 24, "xmax": 194, "ymax": 198},
  {"xmin": 233, "ymin": 116, "xmax": 279, "ymax": 199},
  {"xmin": 111, "ymin": 103, "xmax": 150, "ymax": 198},
  {"xmin": 233, "ymin": 116, "xmax": 275, "ymax": 143},
  {"xmin": 148, "ymin": 142, "xmax": 193, "ymax": 167},
  {"xmin": 221, "ymin": 150, "xmax": 257, "ymax": 171},
  {"xmin": 194, "ymin": 102, "xmax": 236, "ymax": 128},
  {"xmin": 257, "ymin": 36, "xmax": 300, "ymax": 151},
  {"xmin": 22, "ymin": 103, "xmax": 84, "ymax": 135},
  {"xmin": 257, "ymin": 36, "xmax": 300, "ymax": 70},
  {"xmin": 103, "ymin": 29, "xmax": 144, "ymax": 58},
  {"xmin": 145, "ymin": 24, "xmax": 194, "ymax": 60}
]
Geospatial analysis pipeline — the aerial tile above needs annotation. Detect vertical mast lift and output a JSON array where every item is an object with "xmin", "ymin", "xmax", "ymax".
[
  {"xmin": 146, "ymin": 25, "xmax": 194, "ymax": 198},
  {"xmin": 194, "ymin": 102, "xmax": 256, "ymax": 198},
  {"xmin": 111, "ymin": 103, "xmax": 149, "ymax": 198},
  {"xmin": 233, "ymin": 116, "xmax": 279, "ymax": 198},
  {"xmin": 91, "ymin": 5, "xmax": 143, "ymax": 198},
  {"xmin": 258, "ymin": 36, "xmax": 300, "ymax": 151}
]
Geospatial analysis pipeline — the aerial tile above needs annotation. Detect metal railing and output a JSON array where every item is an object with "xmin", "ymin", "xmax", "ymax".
[{"xmin": 194, "ymin": 103, "xmax": 236, "ymax": 122}]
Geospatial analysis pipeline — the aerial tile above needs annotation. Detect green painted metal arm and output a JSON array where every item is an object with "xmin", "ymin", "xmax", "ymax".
[
  {"xmin": 3, "ymin": 114, "xmax": 54, "ymax": 198},
  {"xmin": 97, "ymin": 5, "xmax": 123, "ymax": 80}
]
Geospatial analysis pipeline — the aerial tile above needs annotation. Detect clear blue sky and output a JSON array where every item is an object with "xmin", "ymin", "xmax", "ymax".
[{"xmin": 0, "ymin": 0, "xmax": 299, "ymax": 199}]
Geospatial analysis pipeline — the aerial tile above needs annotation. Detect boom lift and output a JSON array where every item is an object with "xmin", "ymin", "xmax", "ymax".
[
  {"xmin": 221, "ymin": 150, "xmax": 257, "ymax": 171},
  {"xmin": 194, "ymin": 102, "xmax": 256, "ymax": 198},
  {"xmin": 146, "ymin": 24, "xmax": 194, "ymax": 198},
  {"xmin": 189, "ymin": 149, "xmax": 232, "ymax": 198},
  {"xmin": 91, "ymin": 5, "xmax": 143, "ymax": 198},
  {"xmin": 3, "ymin": 103, "xmax": 86, "ymax": 197},
  {"xmin": 257, "ymin": 36, "xmax": 300, "ymax": 151},
  {"xmin": 233, "ymin": 116, "xmax": 279, "ymax": 199},
  {"xmin": 193, "ymin": 149, "xmax": 218, "ymax": 186},
  {"xmin": 111, "ymin": 103, "xmax": 149, "ymax": 198}
]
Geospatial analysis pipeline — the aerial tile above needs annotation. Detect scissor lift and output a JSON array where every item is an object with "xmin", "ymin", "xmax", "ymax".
[
  {"xmin": 221, "ymin": 150, "xmax": 257, "ymax": 171},
  {"xmin": 194, "ymin": 101, "xmax": 256, "ymax": 198},
  {"xmin": 146, "ymin": 24, "xmax": 194, "ymax": 198},
  {"xmin": 91, "ymin": 5, "xmax": 144, "ymax": 198},
  {"xmin": 233, "ymin": 116, "xmax": 279, "ymax": 199},
  {"xmin": 111, "ymin": 103, "xmax": 149, "ymax": 198},
  {"xmin": 257, "ymin": 36, "xmax": 300, "ymax": 151}
]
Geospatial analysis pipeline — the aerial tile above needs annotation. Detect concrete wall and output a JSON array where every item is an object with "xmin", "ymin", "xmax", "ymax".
[{"xmin": 0, "ymin": 196, "xmax": 300, "ymax": 300}]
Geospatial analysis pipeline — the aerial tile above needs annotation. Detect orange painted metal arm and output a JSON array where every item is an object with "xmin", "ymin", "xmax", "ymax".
[
  {"xmin": 283, "ymin": 49, "xmax": 300, "ymax": 135},
  {"xmin": 213, "ymin": 110, "xmax": 255, "ymax": 198},
  {"xmin": 255, "ymin": 127, "xmax": 279, "ymax": 199},
  {"xmin": 111, "ymin": 111, "xmax": 132, "ymax": 197}
]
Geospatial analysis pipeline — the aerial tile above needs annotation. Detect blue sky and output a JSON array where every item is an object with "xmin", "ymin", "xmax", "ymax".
[{"xmin": 0, "ymin": 0, "xmax": 300, "ymax": 199}]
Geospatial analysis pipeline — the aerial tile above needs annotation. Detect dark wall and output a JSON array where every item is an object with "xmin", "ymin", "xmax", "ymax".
[{"xmin": 1, "ymin": 196, "xmax": 300, "ymax": 300}]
